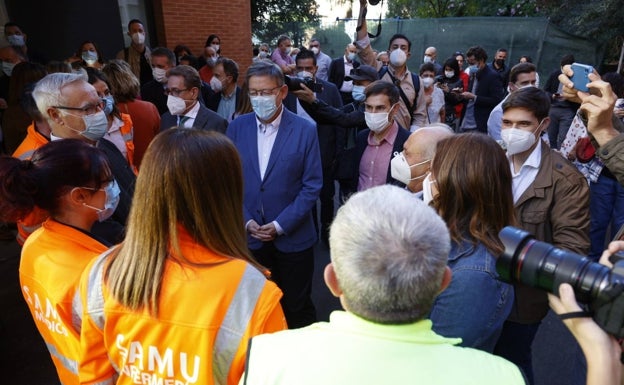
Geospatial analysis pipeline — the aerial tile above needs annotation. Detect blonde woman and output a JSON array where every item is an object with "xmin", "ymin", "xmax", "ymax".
[{"xmin": 79, "ymin": 129, "xmax": 286, "ymax": 385}]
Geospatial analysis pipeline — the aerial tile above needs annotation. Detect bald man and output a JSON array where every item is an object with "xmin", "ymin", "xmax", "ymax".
[
  {"xmin": 390, "ymin": 124, "xmax": 454, "ymax": 194},
  {"xmin": 424, "ymin": 46, "xmax": 443, "ymax": 75}
]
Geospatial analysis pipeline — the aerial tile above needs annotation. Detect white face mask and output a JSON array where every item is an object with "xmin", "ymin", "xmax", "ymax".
[
  {"xmin": 422, "ymin": 173, "xmax": 436, "ymax": 205},
  {"xmin": 152, "ymin": 67, "xmax": 167, "ymax": 83},
  {"xmin": 310, "ymin": 47, "xmax": 319, "ymax": 55},
  {"xmin": 445, "ymin": 71, "xmax": 455, "ymax": 78},
  {"xmin": 423, "ymin": 56, "xmax": 432, "ymax": 64},
  {"xmin": 211, "ymin": 44, "xmax": 220, "ymax": 53},
  {"xmin": 389, "ymin": 49, "xmax": 407, "ymax": 67},
  {"xmin": 167, "ymin": 95, "xmax": 189, "ymax": 116},
  {"xmin": 210, "ymin": 76, "xmax": 223, "ymax": 92},
  {"xmin": 131, "ymin": 32, "xmax": 145, "ymax": 45},
  {"xmin": 297, "ymin": 71, "xmax": 313, "ymax": 79},
  {"xmin": 422, "ymin": 77, "xmax": 434, "ymax": 88},
  {"xmin": 390, "ymin": 151, "xmax": 430, "ymax": 186},
  {"xmin": 501, "ymin": 120, "xmax": 544, "ymax": 156},
  {"xmin": 365, "ymin": 107, "xmax": 393, "ymax": 133}
]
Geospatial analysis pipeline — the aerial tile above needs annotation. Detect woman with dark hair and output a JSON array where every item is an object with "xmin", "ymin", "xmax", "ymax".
[
  {"xmin": 68, "ymin": 40, "xmax": 105, "ymax": 70},
  {"xmin": 78, "ymin": 129, "xmax": 286, "ymax": 385},
  {"xmin": 437, "ymin": 57, "xmax": 464, "ymax": 130},
  {"xmin": 0, "ymin": 139, "xmax": 116, "ymax": 385},
  {"xmin": 205, "ymin": 34, "xmax": 221, "ymax": 56},
  {"xmin": 427, "ymin": 132, "xmax": 516, "ymax": 353},
  {"xmin": 85, "ymin": 67, "xmax": 137, "ymax": 172},
  {"xmin": 102, "ymin": 59, "xmax": 160, "ymax": 167}
]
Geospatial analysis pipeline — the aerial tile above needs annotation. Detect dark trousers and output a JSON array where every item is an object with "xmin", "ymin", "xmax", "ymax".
[
  {"xmin": 494, "ymin": 320, "xmax": 541, "ymax": 385},
  {"xmin": 252, "ymin": 243, "xmax": 316, "ymax": 329},
  {"xmin": 319, "ymin": 168, "xmax": 335, "ymax": 242},
  {"xmin": 547, "ymin": 104, "xmax": 576, "ymax": 149}
]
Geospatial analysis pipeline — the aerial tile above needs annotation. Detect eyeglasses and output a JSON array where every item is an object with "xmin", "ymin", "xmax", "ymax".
[
  {"xmin": 248, "ymin": 86, "xmax": 282, "ymax": 97},
  {"xmin": 53, "ymin": 98, "xmax": 105, "ymax": 115},
  {"xmin": 164, "ymin": 88, "xmax": 189, "ymax": 97}
]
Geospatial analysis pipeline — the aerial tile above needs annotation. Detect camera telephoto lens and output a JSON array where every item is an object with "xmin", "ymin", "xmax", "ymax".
[
  {"xmin": 368, "ymin": 0, "xmax": 381, "ymax": 5},
  {"xmin": 497, "ymin": 226, "xmax": 620, "ymax": 304}
]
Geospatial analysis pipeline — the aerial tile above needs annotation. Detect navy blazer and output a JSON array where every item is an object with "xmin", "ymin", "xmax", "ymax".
[
  {"xmin": 466, "ymin": 65, "xmax": 504, "ymax": 133},
  {"xmin": 160, "ymin": 103, "xmax": 228, "ymax": 133},
  {"xmin": 227, "ymin": 108, "xmax": 323, "ymax": 253},
  {"xmin": 284, "ymin": 79, "xmax": 343, "ymax": 171},
  {"xmin": 351, "ymin": 125, "xmax": 410, "ymax": 191}
]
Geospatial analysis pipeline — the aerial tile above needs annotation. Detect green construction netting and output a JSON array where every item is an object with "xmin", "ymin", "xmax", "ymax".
[{"xmin": 310, "ymin": 17, "xmax": 603, "ymax": 82}]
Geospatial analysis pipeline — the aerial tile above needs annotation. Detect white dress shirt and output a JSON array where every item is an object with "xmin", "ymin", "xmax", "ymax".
[
  {"xmin": 509, "ymin": 142, "xmax": 542, "ymax": 203},
  {"xmin": 177, "ymin": 101, "xmax": 200, "ymax": 128}
]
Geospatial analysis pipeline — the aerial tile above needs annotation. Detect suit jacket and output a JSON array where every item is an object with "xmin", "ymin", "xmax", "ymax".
[
  {"xmin": 466, "ymin": 65, "xmax": 504, "ymax": 133},
  {"xmin": 205, "ymin": 85, "xmax": 242, "ymax": 118},
  {"xmin": 284, "ymin": 79, "xmax": 343, "ymax": 171},
  {"xmin": 509, "ymin": 141, "xmax": 590, "ymax": 324},
  {"xmin": 226, "ymin": 109, "xmax": 323, "ymax": 253},
  {"xmin": 351, "ymin": 125, "xmax": 410, "ymax": 192},
  {"xmin": 140, "ymin": 80, "xmax": 168, "ymax": 115},
  {"xmin": 160, "ymin": 103, "xmax": 228, "ymax": 133}
]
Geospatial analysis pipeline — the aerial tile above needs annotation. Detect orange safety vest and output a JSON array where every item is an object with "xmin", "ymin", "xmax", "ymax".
[
  {"xmin": 118, "ymin": 113, "xmax": 138, "ymax": 175},
  {"xmin": 12, "ymin": 122, "xmax": 50, "ymax": 245},
  {"xmin": 20, "ymin": 219, "xmax": 109, "ymax": 385},
  {"xmin": 79, "ymin": 227, "xmax": 286, "ymax": 385}
]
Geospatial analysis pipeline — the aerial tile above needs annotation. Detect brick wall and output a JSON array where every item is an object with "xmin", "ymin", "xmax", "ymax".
[{"xmin": 156, "ymin": 0, "xmax": 253, "ymax": 83}]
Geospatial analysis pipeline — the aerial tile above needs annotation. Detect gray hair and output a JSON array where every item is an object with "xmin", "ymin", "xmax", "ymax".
[
  {"xmin": 245, "ymin": 60, "xmax": 284, "ymax": 86},
  {"xmin": 415, "ymin": 124, "xmax": 454, "ymax": 160},
  {"xmin": 33, "ymin": 72, "xmax": 87, "ymax": 120},
  {"xmin": 329, "ymin": 184, "xmax": 451, "ymax": 324}
]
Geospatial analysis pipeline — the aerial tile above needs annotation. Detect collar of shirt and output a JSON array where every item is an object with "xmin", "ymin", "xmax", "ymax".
[
  {"xmin": 221, "ymin": 88, "xmax": 236, "ymax": 100},
  {"xmin": 508, "ymin": 140, "xmax": 542, "ymax": 177},
  {"xmin": 184, "ymin": 100, "xmax": 201, "ymax": 120},
  {"xmin": 108, "ymin": 116, "xmax": 123, "ymax": 134},
  {"xmin": 388, "ymin": 65, "xmax": 411, "ymax": 82},
  {"xmin": 368, "ymin": 120, "xmax": 399, "ymax": 146},
  {"xmin": 255, "ymin": 105, "xmax": 284, "ymax": 134}
]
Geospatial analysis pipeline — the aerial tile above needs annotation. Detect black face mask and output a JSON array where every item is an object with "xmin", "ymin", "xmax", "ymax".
[{"xmin": 495, "ymin": 59, "xmax": 505, "ymax": 67}]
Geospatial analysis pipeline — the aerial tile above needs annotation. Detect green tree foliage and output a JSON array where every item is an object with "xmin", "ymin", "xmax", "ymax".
[
  {"xmin": 251, "ymin": 0, "xmax": 321, "ymax": 46},
  {"xmin": 384, "ymin": 0, "xmax": 624, "ymax": 48}
]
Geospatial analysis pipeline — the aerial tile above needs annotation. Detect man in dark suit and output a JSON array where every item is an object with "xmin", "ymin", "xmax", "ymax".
[
  {"xmin": 328, "ymin": 43, "xmax": 359, "ymax": 105},
  {"xmin": 204, "ymin": 57, "xmax": 241, "ymax": 122},
  {"xmin": 140, "ymin": 47, "xmax": 175, "ymax": 115},
  {"xmin": 352, "ymin": 81, "xmax": 410, "ymax": 193},
  {"xmin": 160, "ymin": 65, "xmax": 227, "ymax": 133},
  {"xmin": 227, "ymin": 60, "xmax": 323, "ymax": 329},
  {"xmin": 284, "ymin": 49, "xmax": 343, "ymax": 244},
  {"xmin": 459, "ymin": 46, "xmax": 504, "ymax": 133}
]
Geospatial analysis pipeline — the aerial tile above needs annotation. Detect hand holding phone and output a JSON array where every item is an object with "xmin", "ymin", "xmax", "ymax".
[{"xmin": 570, "ymin": 63, "xmax": 594, "ymax": 93}]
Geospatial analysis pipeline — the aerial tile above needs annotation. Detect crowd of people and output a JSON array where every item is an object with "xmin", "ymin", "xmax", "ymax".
[{"xmin": 1, "ymin": 4, "xmax": 624, "ymax": 384}]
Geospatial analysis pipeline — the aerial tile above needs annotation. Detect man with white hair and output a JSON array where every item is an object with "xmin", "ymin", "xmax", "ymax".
[
  {"xmin": 240, "ymin": 185, "xmax": 526, "ymax": 385},
  {"xmin": 390, "ymin": 124, "xmax": 454, "ymax": 194},
  {"xmin": 32, "ymin": 72, "xmax": 135, "ymax": 241}
]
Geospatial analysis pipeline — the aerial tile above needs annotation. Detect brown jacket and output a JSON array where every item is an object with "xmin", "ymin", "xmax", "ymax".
[{"xmin": 509, "ymin": 141, "xmax": 590, "ymax": 323}]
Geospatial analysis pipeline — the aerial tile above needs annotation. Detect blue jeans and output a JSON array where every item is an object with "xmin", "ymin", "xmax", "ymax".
[{"xmin": 589, "ymin": 173, "xmax": 624, "ymax": 260}]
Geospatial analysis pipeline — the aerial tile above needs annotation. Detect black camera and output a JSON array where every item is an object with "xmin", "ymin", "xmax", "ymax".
[
  {"xmin": 284, "ymin": 75, "xmax": 324, "ymax": 93},
  {"xmin": 497, "ymin": 226, "xmax": 624, "ymax": 305}
]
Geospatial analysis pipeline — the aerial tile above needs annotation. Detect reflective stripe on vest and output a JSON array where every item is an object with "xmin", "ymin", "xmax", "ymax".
[
  {"xmin": 17, "ymin": 149, "xmax": 36, "ymax": 160},
  {"xmin": 122, "ymin": 132, "xmax": 133, "ymax": 142},
  {"xmin": 212, "ymin": 264, "xmax": 266, "ymax": 385},
  {"xmin": 85, "ymin": 249, "xmax": 116, "ymax": 330},
  {"xmin": 45, "ymin": 340, "xmax": 78, "ymax": 375}
]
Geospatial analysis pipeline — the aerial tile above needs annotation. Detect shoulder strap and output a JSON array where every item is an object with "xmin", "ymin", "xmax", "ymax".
[
  {"xmin": 124, "ymin": 47, "xmax": 129, "ymax": 62},
  {"xmin": 380, "ymin": 67, "xmax": 416, "ymax": 113}
]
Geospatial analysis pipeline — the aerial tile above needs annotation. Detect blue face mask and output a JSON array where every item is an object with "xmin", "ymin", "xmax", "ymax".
[
  {"xmin": 352, "ymin": 85, "xmax": 366, "ymax": 102},
  {"xmin": 251, "ymin": 94, "xmax": 278, "ymax": 121},
  {"xmin": 103, "ymin": 95, "xmax": 115, "ymax": 115},
  {"xmin": 82, "ymin": 180, "xmax": 120, "ymax": 222},
  {"xmin": 468, "ymin": 64, "xmax": 479, "ymax": 74},
  {"xmin": 2, "ymin": 62, "xmax": 15, "ymax": 77},
  {"xmin": 63, "ymin": 109, "xmax": 109, "ymax": 142},
  {"xmin": 82, "ymin": 50, "xmax": 98, "ymax": 66}
]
